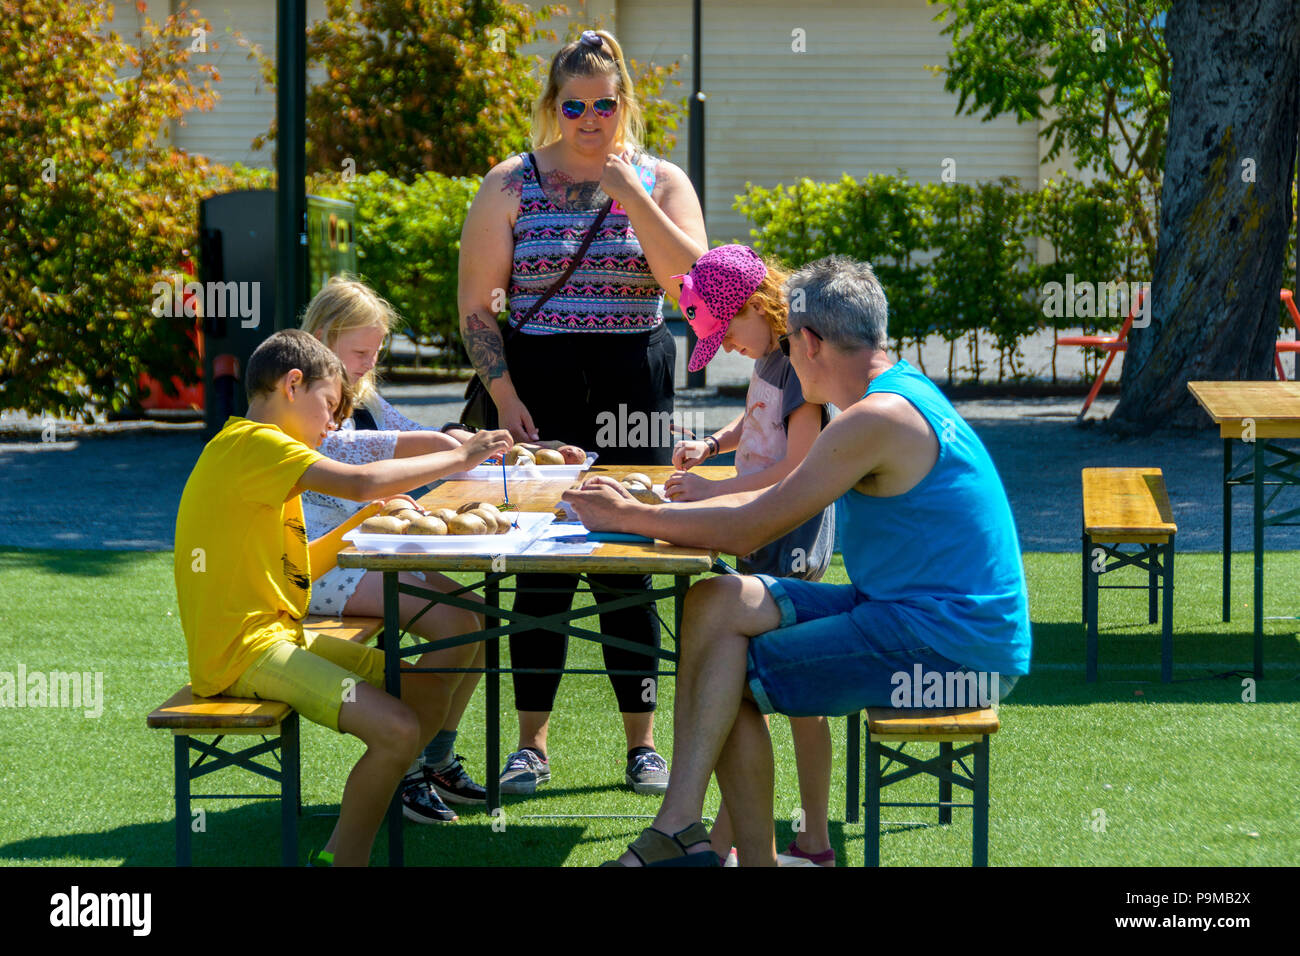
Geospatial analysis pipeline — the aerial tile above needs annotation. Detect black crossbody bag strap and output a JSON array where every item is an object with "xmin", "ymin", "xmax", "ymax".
[{"xmin": 464, "ymin": 152, "xmax": 613, "ymax": 408}]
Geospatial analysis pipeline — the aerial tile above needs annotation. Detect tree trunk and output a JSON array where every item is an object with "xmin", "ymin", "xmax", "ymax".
[{"xmin": 1110, "ymin": 0, "xmax": 1300, "ymax": 432}]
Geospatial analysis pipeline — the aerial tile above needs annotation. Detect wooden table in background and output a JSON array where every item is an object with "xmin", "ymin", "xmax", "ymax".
[
  {"xmin": 337, "ymin": 464, "xmax": 731, "ymax": 865},
  {"xmin": 1187, "ymin": 381, "xmax": 1300, "ymax": 678}
]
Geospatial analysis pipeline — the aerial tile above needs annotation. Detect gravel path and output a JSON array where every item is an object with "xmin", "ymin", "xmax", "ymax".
[{"xmin": 5, "ymin": 390, "xmax": 1296, "ymax": 555}]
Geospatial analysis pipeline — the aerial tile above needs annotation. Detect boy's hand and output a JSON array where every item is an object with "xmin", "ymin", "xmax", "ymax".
[
  {"xmin": 460, "ymin": 428, "xmax": 514, "ymax": 468},
  {"xmin": 562, "ymin": 476, "xmax": 639, "ymax": 531},
  {"xmin": 673, "ymin": 439, "xmax": 710, "ymax": 470},
  {"xmin": 370, "ymin": 494, "xmax": 423, "ymax": 513},
  {"xmin": 663, "ymin": 470, "xmax": 713, "ymax": 502}
]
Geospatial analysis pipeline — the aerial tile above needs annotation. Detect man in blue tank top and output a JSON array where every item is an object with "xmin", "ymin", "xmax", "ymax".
[{"xmin": 564, "ymin": 255, "xmax": 1031, "ymax": 867}]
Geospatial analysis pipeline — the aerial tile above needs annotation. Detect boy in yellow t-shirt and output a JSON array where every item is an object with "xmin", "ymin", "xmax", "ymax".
[{"xmin": 174, "ymin": 329, "xmax": 511, "ymax": 866}]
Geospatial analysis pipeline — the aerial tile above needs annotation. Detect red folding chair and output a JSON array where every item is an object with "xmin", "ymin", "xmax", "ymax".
[
  {"xmin": 1057, "ymin": 288, "xmax": 1146, "ymax": 420},
  {"xmin": 1272, "ymin": 289, "xmax": 1300, "ymax": 380}
]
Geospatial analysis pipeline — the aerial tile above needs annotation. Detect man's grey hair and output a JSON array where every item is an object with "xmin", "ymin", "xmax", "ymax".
[{"xmin": 785, "ymin": 255, "xmax": 889, "ymax": 350}]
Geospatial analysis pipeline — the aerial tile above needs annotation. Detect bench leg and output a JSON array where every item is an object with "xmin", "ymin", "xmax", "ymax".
[
  {"xmin": 1161, "ymin": 539, "xmax": 1175, "ymax": 683},
  {"xmin": 938, "ymin": 741, "xmax": 953, "ymax": 825},
  {"xmin": 281, "ymin": 714, "xmax": 300, "ymax": 867},
  {"xmin": 1085, "ymin": 536, "xmax": 1100, "ymax": 682},
  {"xmin": 1148, "ymin": 544, "xmax": 1158, "ymax": 624},
  {"xmin": 1223, "ymin": 438, "xmax": 1232, "ymax": 623},
  {"xmin": 973, "ymin": 736, "xmax": 990, "ymax": 867},
  {"xmin": 1081, "ymin": 532, "xmax": 1088, "ymax": 628},
  {"xmin": 845, "ymin": 712, "xmax": 860, "ymax": 824},
  {"xmin": 864, "ymin": 738, "xmax": 881, "ymax": 867},
  {"xmin": 174, "ymin": 735, "xmax": 191, "ymax": 867}
]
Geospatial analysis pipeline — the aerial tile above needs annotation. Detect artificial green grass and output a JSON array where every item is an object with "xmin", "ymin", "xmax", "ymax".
[{"xmin": 1, "ymin": 546, "xmax": 1298, "ymax": 866}]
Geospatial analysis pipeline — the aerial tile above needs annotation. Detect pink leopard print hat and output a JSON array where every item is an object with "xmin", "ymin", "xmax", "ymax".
[{"xmin": 673, "ymin": 244, "xmax": 768, "ymax": 372}]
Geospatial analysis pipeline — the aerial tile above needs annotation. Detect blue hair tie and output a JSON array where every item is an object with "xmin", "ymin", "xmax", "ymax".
[{"xmin": 579, "ymin": 30, "xmax": 602, "ymax": 48}]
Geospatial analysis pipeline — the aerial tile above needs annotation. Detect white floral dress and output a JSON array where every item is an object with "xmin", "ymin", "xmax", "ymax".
[{"xmin": 304, "ymin": 393, "xmax": 428, "ymax": 615}]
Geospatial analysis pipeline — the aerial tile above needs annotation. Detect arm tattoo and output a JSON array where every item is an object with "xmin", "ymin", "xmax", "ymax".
[
  {"xmin": 500, "ymin": 164, "xmax": 528, "ymax": 199},
  {"xmin": 463, "ymin": 312, "xmax": 509, "ymax": 385}
]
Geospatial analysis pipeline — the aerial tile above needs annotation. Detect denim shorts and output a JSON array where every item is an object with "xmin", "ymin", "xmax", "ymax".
[{"xmin": 746, "ymin": 575, "xmax": 1018, "ymax": 717}]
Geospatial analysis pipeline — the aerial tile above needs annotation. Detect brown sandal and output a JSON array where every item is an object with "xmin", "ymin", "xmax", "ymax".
[{"xmin": 601, "ymin": 821, "xmax": 721, "ymax": 867}]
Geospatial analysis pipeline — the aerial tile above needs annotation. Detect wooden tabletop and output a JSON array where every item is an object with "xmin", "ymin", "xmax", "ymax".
[
  {"xmin": 1187, "ymin": 381, "xmax": 1300, "ymax": 438},
  {"xmin": 336, "ymin": 464, "xmax": 732, "ymax": 574}
]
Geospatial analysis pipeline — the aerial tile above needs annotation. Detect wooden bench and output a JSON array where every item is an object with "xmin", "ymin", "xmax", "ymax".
[
  {"xmin": 147, "ymin": 615, "xmax": 383, "ymax": 866},
  {"xmin": 857, "ymin": 706, "xmax": 1000, "ymax": 866},
  {"xmin": 1082, "ymin": 467, "xmax": 1177, "ymax": 682}
]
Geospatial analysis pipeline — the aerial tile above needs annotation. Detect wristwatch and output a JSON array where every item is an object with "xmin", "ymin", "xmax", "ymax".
[
  {"xmin": 440, "ymin": 422, "xmax": 477, "ymax": 434},
  {"xmin": 704, "ymin": 435, "xmax": 720, "ymax": 458}
]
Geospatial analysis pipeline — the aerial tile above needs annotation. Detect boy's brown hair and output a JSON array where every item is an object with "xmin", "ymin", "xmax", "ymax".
[{"xmin": 245, "ymin": 329, "xmax": 353, "ymax": 425}]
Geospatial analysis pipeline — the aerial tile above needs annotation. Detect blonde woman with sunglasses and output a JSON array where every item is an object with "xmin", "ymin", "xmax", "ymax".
[{"xmin": 457, "ymin": 29, "xmax": 707, "ymax": 796}]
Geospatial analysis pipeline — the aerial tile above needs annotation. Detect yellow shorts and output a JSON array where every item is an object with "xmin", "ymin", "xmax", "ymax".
[{"xmin": 227, "ymin": 630, "xmax": 386, "ymax": 733}]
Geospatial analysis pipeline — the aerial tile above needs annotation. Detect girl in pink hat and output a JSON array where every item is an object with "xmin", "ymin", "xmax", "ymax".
[{"xmin": 668, "ymin": 243, "xmax": 838, "ymax": 866}]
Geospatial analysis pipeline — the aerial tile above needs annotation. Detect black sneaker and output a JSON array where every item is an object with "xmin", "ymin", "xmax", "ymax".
[
  {"xmin": 625, "ymin": 748, "xmax": 670, "ymax": 794},
  {"xmin": 499, "ymin": 748, "xmax": 551, "ymax": 794},
  {"xmin": 425, "ymin": 754, "xmax": 487, "ymax": 805},
  {"xmin": 401, "ymin": 768, "xmax": 459, "ymax": 823}
]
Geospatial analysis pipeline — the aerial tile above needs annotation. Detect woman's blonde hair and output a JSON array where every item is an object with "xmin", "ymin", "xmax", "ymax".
[
  {"xmin": 299, "ymin": 275, "xmax": 400, "ymax": 410},
  {"xmin": 531, "ymin": 29, "xmax": 644, "ymax": 154}
]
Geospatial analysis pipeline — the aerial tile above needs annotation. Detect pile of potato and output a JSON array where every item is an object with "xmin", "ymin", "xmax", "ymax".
[
  {"xmin": 503, "ymin": 442, "xmax": 585, "ymax": 466},
  {"xmin": 359, "ymin": 500, "xmax": 514, "ymax": 536}
]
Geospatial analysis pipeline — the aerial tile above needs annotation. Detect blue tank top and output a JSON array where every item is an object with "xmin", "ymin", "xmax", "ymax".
[{"xmin": 839, "ymin": 361, "xmax": 1031, "ymax": 675}]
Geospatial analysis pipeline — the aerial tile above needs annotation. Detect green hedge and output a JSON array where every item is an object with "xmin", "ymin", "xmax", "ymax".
[
  {"xmin": 314, "ymin": 170, "xmax": 482, "ymax": 367},
  {"xmin": 736, "ymin": 174, "xmax": 1145, "ymax": 384}
]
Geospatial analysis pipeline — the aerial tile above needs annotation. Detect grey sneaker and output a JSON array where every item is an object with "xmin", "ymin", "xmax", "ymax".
[
  {"xmin": 625, "ymin": 749, "xmax": 669, "ymax": 793},
  {"xmin": 499, "ymin": 748, "xmax": 550, "ymax": 794}
]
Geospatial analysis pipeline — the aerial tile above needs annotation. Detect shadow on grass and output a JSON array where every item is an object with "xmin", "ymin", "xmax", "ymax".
[
  {"xmin": 1011, "ymin": 620, "xmax": 1300, "ymax": 705},
  {"xmin": 0, "ymin": 800, "xmax": 589, "ymax": 867},
  {"xmin": 0, "ymin": 547, "xmax": 165, "ymax": 579}
]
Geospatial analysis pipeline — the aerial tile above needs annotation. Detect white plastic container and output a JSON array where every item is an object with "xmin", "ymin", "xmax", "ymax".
[
  {"xmin": 342, "ymin": 511, "xmax": 555, "ymax": 554},
  {"xmin": 444, "ymin": 452, "xmax": 598, "ymax": 482}
]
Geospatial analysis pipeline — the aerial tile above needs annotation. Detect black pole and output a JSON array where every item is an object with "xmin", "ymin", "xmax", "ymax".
[
  {"xmin": 275, "ymin": 0, "xmax": 307, "ymax": 331},
  {"xmin": 686, "ymin": 0, "xmax": 706, "ymax": 388}
]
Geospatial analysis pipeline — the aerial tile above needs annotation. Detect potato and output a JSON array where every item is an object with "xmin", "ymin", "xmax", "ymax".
[
  {"xmin": 457, "ymin": 500, "xmax": 501, "ymax": 517},
  {"xmin": 390, "ymin": 508, "xmax": 424, "ymax": 523},
  {"xmin": 534, "ymin": 448, "xmax": 566, "ymax": 466},
  {"xmin": 558, "ymin": 445, "xmax": 586, "ymax": 465},
  {"xmin": 505, "ymin": 446, "xmax": 535, "ymax": 466},
  {"xmin": 447, "ymin": 513, "xmax": 489, "ymax": 535},
  {"xmin": 381, "ymin": 500, "xmax": 420, "ymax": 517},
  {"xmin": 466, "ymin": 508, "xmax": 502, "ymax": 533},
  {"xmin": 404, "ymin": 515, "xmax": 448, "ymax": 535},
  {"xmin": 626, "ymin": 486, "xmax": 665, "ymax": 505},
  {"xmin": 360, "ymin": 515, "xmax": 408, "ymax": 535},
  {"xmin": 431, "ymin": 508, "xmax": 459, "ymax": 524},
  {"xmin": 622, "ymin": 472, "xmax": 653, "ymax": 489}
]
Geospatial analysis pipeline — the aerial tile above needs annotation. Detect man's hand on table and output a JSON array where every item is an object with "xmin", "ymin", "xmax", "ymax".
[{"xmin": 562, "ymin": 476, "xmax": 647, "ymax": 532}]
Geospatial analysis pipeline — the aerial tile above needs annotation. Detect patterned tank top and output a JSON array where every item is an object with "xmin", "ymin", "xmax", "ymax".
[{"xmin": 509, "ymin": 151, "xmax": 665, "ymax": 334}]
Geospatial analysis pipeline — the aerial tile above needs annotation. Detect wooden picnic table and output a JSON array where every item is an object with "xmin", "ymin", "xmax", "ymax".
[
  {"xmin": 1187, "ymin": 381, "xmax": 1300, "ymax": 678},
  {"xmin": 336, "ymin": 463, "xmax": 731, "ymax": 865}
]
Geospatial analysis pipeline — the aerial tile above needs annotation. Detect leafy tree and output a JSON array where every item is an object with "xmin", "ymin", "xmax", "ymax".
[
  {"xmin": 254, "ymin": 0, "xmax": 684, "ymax": 181},
  {"xmin": 931, "ymin": 0, "xmax": 1170, "ymax": 271},
  {"xmin": 1111, "ymin": 1, "xmax": 1300, "ymax": 429},
  {"xmin": 0, "ymin": 0, "xmax": 227, "ymax": 420}
]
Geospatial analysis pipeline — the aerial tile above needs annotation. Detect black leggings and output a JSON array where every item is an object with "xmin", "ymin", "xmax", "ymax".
[{"xmin": 505, "ymin": 325, "xmax": 676, "ymax": 713}]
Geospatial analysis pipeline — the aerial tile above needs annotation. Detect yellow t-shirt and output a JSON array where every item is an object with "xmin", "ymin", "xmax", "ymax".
[{"xmin": 174, "ymin": 417, "xmax": 324, "ymax": 696}]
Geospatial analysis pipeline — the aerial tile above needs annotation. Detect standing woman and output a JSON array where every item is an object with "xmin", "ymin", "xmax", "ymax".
[{"xmin": 457, "ymin": 28, "xmax": 707, "ymax": 793}]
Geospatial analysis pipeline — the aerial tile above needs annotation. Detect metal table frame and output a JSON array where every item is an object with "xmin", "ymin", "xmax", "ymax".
[{"xmin": 372, "ymin": 567, "xmax": 694, "ymax": 866}]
